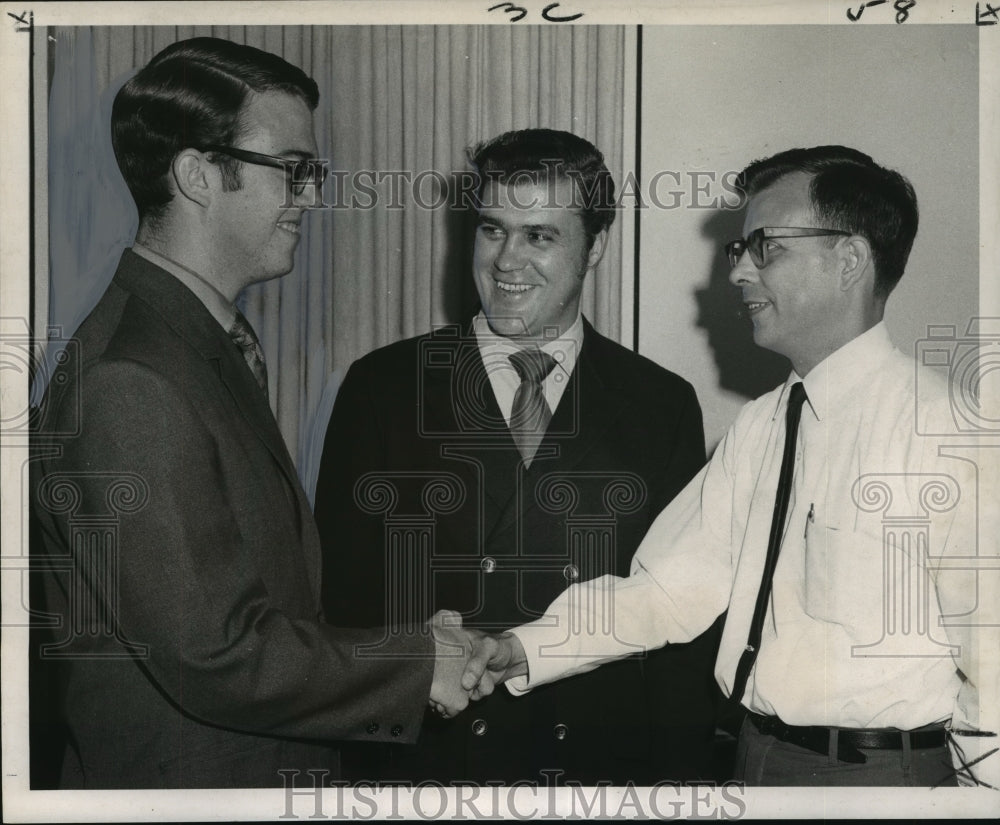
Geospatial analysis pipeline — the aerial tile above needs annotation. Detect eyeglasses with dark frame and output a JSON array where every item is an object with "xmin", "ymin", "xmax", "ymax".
[
  {"xmin": 198, "ymin": 145, "xmax": 328, "ymax": 196},
  {"xmin": 725, "ymin": 227, "xmax": 852, "ymax": 269}
]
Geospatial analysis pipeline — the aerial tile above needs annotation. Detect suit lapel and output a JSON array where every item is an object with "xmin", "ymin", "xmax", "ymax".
[
  {"xmin": 540, "ymin": 321, "xmax": 630, "ymax": 473},
  {"xmin": 420, "ymin": 323, "xmax": 523, "ymax": 521},
  {"xmin": 113, "ymin": 252, "xmax": 317, "ymax": 576}
]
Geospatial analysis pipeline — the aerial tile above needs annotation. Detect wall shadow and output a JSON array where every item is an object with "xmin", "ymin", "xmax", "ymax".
[
  {"xmin": 695, "ymin": 209, "xmax": 790, "ymax": 400},
  {"xmin": 440, "ymin": 174, "xmax": 482, "ymax": 325}
]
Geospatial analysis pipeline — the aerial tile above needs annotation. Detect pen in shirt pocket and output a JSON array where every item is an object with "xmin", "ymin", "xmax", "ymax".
[{"xmin": 804, "ymin": 502, "xmax": 815, "ymax": 539}]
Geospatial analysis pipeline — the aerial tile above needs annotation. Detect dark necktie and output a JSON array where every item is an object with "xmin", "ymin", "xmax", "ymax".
[
  {"xmin": 508, "ymin": 348, "xmax": 558, "ymax": 466},
  {"xmin": 730, "ymin": 381, "xmax": 808, "ymax": 706},
  {"xmin": 229, "ymin": 310, "xmax": 269, "ymax": 398}
]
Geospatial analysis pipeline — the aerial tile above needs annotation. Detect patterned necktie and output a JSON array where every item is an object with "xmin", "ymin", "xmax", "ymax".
[
  {"xmin": 508, "ymin": 348, "xmax": 558, "ymax": 466},
  {"xmin": 229, "ymin": 310, "xmax": 269, "ymax": 398},
  {"xmin": 730, "ymin": 381, "xmax": 808, "ymax": 706}
]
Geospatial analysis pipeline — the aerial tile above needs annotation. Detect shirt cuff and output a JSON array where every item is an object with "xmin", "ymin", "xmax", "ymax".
[{"xmin": 503, "ymin": 621, "xmax": 570, "ymax": 696}]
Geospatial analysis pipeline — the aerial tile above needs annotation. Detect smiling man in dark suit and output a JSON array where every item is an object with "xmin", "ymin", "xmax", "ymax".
[
  {"xmin": 30, "ymin": 36, "xmax": 484, "ymax": 790},
  {"xmin": 313, "ymin": 129, "xmax": 720, "ymax": 785}
]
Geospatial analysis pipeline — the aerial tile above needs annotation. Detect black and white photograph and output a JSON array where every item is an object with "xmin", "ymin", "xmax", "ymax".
[{"xmin": 1, "ymin": 0, "xmax": 997, "ymax": 820}]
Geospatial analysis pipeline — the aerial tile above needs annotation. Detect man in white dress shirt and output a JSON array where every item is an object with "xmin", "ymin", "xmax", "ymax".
[{"xmin": 466, "ymin": 145, "xmax": 994, "ymax": 786}]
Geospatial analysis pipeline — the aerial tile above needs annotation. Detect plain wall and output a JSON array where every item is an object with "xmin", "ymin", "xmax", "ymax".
[{"xmin": 637, "ymin": 26, "xmax": 979, "ymax": 451}]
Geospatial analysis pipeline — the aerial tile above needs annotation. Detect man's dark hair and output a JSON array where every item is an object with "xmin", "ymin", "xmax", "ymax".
[
  {"xmin": 466, "ymin": 128, "xmax": 616, "ymax": 249},
  {"xmin": 111, "ymin": 37, "xmax": 319, "ymax": 224},
  {"xmin": 738, "ymin": 145, "xmax": 918, "ymax": 300}
]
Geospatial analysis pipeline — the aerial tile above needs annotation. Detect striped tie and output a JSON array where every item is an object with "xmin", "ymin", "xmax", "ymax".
[
  {"xmin": 229, "ymin": 310, "xmax": 269, "ymax": 398},
  {"xmin": 508, "ymin": 348, "xmax": 557, "ymax": 466}
]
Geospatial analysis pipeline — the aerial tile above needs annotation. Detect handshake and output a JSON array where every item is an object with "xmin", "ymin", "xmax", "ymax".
[{"xmin": 426, "ymin": 610, "xmax": 528, "ymax": 718}]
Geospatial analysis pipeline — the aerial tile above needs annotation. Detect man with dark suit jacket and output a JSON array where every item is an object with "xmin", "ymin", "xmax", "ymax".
[
  {"xmin": 30, "ymin": 37, "xmax": 485, "ymax": 790},
  {"xmin": 314, "ymin": 129, "xmax": 720, "ymax": 785}
]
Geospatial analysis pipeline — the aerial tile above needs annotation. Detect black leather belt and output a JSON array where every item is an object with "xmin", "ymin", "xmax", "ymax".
[{"xmin": 747, "ymin": 712, "xmax": 948, "ymax": 764}]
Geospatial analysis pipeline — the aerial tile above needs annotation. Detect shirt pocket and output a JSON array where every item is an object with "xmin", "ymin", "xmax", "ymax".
[{"xmin": 803, "ymin": 516, "xmax": 885, "ymax": 630}]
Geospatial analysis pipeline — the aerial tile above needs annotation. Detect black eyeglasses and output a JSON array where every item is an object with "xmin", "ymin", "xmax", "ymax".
[
  {"xmin": 725, "ymin": 227, "xmax": 851, "ymax": 269},
  {"xmin": 198, "ymin": 145, "xmax": 328, "ymax": 196}
]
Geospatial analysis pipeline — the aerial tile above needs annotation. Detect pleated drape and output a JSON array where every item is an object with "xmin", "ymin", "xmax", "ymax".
[{"xmin": 46, "ymin": 25, "xmax": 627, "ymax": 488}]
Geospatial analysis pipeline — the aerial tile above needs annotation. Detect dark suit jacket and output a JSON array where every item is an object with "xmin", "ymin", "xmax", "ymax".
[
  {"xmin": 30, "ymin": 250, "xmax": 435, "ymax": 789},
  {"xmin": 314, "ymin": 318, "xmax": 721, "ymax": 785}
]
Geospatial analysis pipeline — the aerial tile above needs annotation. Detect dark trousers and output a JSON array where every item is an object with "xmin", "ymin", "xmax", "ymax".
[{"xmin": 734, "ymin": 717, "xmax": 958, "ymax": 787}]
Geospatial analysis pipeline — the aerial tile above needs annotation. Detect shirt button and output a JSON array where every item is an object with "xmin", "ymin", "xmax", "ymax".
[
  {"xmin": 553, "ymin": 723, "xmax": 568, "ymax": 740},
  {"xmin": 481, "ymin": 557, "xmax": 496, "ymax": 573},
  {"xmin": 366, "ymin": 721, "xmax": 379, "ymax": 735},
  {"xmin": 471, "ymin": 718, "xmax": 488, "ymax": 736},
  {"xmin": 391, "ymin": 725, "xmax": 403, "ymax": 737},
  {"xmin": 563, "ymin": 564, "xmax": 579, "ymax": 581}
]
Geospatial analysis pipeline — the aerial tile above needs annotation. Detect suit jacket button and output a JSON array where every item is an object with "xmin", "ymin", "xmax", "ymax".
[
  {"xmin": 391, "ymin": 725, "xmax": 403, "ymax": 737},
  {"xmin": 481, "ymin": 557, "xmax": 496, "ymax": 573},
  {"xmin": 553, "ymin": 723, "xmax": 568, "ymax": 740},
  {"xmin": 366, "ymin": 721, "xmax": 379, "ymax": 735},
  {"xmin": 563, "ymin": 564, "xmax": 579, "ymax": 581},
  {"xmin": 472, "ymin": 718, "xmax": 488, "ymax": 736}
]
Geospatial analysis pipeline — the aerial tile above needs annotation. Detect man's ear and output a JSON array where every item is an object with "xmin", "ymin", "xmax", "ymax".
[
  {"xmin": 586, "ymin": 228, "xmax": 609, "ymax": 270},
  {"xmin": 839, "ymin": 234, "xmax": 873, "ymax": 293},
  {"xmin": 170, "ymin": 149, "xmax": 214, "ymax": 208}
]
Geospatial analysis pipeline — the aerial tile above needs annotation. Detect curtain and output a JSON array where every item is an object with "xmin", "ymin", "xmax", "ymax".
[{"xmin": 45, "ymin": 25, "xmax": 627, "ymax": 495}]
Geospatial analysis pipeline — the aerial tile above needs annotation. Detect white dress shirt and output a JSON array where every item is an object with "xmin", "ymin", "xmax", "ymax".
[
  {"xmin": 473, "ymin": 311, "xmax": 583, "ymax": 422},
  {"xmin": 509, "ymin": 323, "xmax": 990, "ymax": 780}
]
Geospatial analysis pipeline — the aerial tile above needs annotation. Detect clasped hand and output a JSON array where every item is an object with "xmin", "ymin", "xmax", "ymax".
[{"xmin": 427, "ymin": 610, "xmax": 527, "ymax": 718}]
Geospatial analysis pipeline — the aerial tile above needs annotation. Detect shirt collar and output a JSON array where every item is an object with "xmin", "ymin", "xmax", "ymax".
[
  {"xmin": 473, "ymin": 311, "xmax": 584, "ymax": 380},
  {"xmin": 132, "ymin": 243, "xmax": 237, "ymax": 333},
  {"xmin": 774, "ymin": 322, "xmax": 896, "ymax": 422}
]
